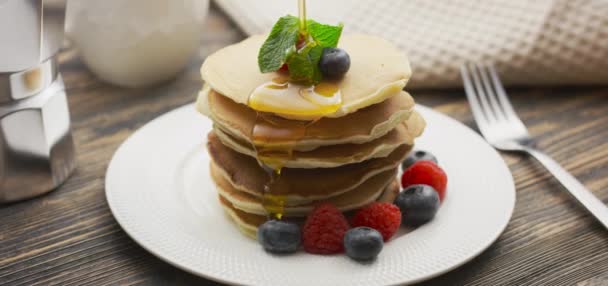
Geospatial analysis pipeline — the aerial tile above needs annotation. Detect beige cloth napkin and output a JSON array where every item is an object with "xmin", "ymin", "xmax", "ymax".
[{"xmin": 214, "ymin": 0, "xmax": 608, "ymax": 88}]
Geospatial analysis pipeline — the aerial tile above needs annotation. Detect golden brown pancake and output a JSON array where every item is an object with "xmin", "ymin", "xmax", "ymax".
[
  {"xmin": 201, "ymin": 34, "xmax": 412, "ymax": 120},
  {"xmin": 377, "ymin": 179, "xmax": 401, "ymax": 203},
  {"xmin": 219, "ymin": 195, "xmax": 265, "ymax": 239},
  {"xmin": 218, "ymin": 179, "xmax": 401, "ymax": 239},
  {"xmin": 207, "ymin": 131, "xmax": 411, "ymax": 204},
  {"xmin": 197, "ymin": 87, "xmax": 419, "ymax": 151},
  {"xmin": 212, "ymin": 162, "xmax": 397, "ymax": 216},
  {"xmin": 213, "ymin": 119, "xmax": 421, "ymax": 168}
]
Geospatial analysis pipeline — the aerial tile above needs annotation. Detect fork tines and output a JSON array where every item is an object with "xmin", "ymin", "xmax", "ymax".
[{"xmin": 460, "ymin": 63, "xmax": 528, "ymax": 140}]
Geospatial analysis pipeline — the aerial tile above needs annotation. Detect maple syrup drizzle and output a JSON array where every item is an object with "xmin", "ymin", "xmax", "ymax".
[
  {"xmin": 299, "ymin": 0, "xmax": 307, "ymax": 36},
  {"xmin": 249, "ymin": 77, "xmax": 342, "ymax": 118},
  {"xmin": 247, "ymin": 0, "xmax": 344, "ymax": 220},
  {"xmin": 249, "ymin": 80, "xmax": 341, "ymax": 220},
  {"xmin": 251, "ymin": 113, "xmax": 309, "ymax": 220}
]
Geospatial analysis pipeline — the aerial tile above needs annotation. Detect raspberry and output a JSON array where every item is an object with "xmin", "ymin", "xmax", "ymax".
[
  {"xmin": 279, "ymin": 63, "xmax": 289, "ymax": 72},
  {"xmin": 351, "ymin": 203, "xmax": 401, "ymax": 241},
  {"xmin": 302, "ymin": 203, "xmax": 350, "ymax": 254},
  {"xmin": 401, "ymin": 160, "xmax": 447, "ymax": 201}
]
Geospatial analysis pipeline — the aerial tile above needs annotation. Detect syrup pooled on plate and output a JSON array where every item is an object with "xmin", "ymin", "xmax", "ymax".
[{"xmin": 249, "ymin": 77, "xmax": 343, "ymax": 220}]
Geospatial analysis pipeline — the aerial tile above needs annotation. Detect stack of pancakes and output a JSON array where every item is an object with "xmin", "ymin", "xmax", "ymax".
[{"xmin": 196, "ymin": 34, "xmax": 425, "ymax": 238}]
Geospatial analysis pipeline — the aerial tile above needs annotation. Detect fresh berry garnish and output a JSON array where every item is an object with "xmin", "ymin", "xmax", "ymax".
[
  {"xmin": 394, "ymin": 184, "xmax": 440, "ymax": 226},
  {"xmin": 344, "ymin": 227, "xmax": 384, "ymax": 261},
  {"xmin": 302, "ymin": 203, "xmax": 350, "ymax": 254},
  {"xmin": 258, "ymin": 16, "xmax": 344, "ymax": 85},
  {"xmin": 296, "ymin": 37, "xmax": 307, "ymax": 50},
  {"xmin": 279, "ymin": 63, "xmax": 289, "ymax": 72},
  {"xmin": 257, "ymin": 220, "xmax": 301, "ymax": 253},
  {"xmin": 401, "ymin": 150, "xmax": 438, "ymax": 170},
  {"xmin": 319, "ymin": 48, "xmax": 350, "ymax": 79},
  {"xmin": 351, "ymin": 202, "xmax": 401, "ymax": 241},
  {"xmin": 401, "ymin": 161, "xmax": 447, "ymax": 201}
]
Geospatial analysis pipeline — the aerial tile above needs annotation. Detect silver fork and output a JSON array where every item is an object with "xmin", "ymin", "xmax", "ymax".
[{"xmin": 461, "ymin": 63, "xmax": 608, "ymax": 229}]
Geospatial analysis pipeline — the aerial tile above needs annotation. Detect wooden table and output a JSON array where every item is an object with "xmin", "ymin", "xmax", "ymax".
[{"xmin": 2, "ymin": 6, "xmax": 607, "ymax": 286}]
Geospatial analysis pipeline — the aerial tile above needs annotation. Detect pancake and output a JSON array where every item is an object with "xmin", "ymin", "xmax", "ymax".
[
  {"xmin": 219, "ymin": 195, "xmax": 263, "ymax": 239},
  {"xmin": 218, "ymin": 179, "xmax": 401, "ymax": 239},
  {"xmin": 201, "ymin": 34, "xmax": 412, "ymax": 120},
  {"xmin": 377, "ymin": 179, "xmax": 401, "ymax": 203},
  {"xmin": 213, "ymin": 113, "xmax": 423, "ymax": 168},
  {"xmin": 197, "ymin": 87, "xmax": 417, "ymax": 151},
  {"xmin": 207, "ymin": 131, "xmax": 410, "ymax": 204},
  {"xmin": 213, "ymin": 161, "xmax": 397, "ymax": 216}
]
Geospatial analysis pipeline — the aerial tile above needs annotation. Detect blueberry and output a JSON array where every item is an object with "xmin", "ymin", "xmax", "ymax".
[
  {"xmin": 319, "ymin": 48, "xmax": 350, "ymax": 79},
  {"xmin": 344, "ymin": 227, "xmax": 384, "ymax": 261},
  {"xmin": 257, "ymin": 220, "xmax": 301, "ymax": 253},
  {"xmin": 401, "ymin": 150, "xmax": 438, "ymax": 170},
  {"xmin": 394, "ymin": 184, "xmax": 440, "ymax": 226}
]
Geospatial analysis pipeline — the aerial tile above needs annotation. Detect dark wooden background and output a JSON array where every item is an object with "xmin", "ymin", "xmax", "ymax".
[{"xmin": 1, "ymin": 5, "xmax": 607, "ymax": 286}]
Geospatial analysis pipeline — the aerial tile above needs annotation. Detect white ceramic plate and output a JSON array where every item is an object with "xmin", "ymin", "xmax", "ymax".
[{"xmin": 106, "ymin": 104, "xmax": 515, "ymax": 286}]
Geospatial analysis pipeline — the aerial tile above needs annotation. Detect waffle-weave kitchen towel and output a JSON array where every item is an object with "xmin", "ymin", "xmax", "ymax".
[{"xmin": 215, "ymin": 0, "xmax": 608, "ymax": 88}]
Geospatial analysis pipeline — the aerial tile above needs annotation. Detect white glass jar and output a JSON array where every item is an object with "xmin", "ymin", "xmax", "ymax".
[{"xmin": 66, "ymin": 0, "xmax": 209, "ymax": 87}]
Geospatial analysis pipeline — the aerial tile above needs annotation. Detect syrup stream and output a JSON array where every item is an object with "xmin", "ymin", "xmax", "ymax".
[
  {"xmin": 299, "ymin": 0, "xmax": 307, "ymax": 36},
  {"xmin": 252, "ymin": 113, "xmax": 309, "ymax": 220}
]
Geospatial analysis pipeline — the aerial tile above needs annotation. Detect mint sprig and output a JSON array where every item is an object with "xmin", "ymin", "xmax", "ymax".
[
  {"xmin": 306, "ymin": 20, "xmax": 343, "ymax": 48},
  {"xmin": 258, "ymin": 16, "xmax": 300, "ymax": 73},
  {"xmin": 287, "ymin": 44, "xmax": 323, "ymax": 84},
  {"xmin": 258, "ymin": 16, "xmax": 343, "ymax": 85}
]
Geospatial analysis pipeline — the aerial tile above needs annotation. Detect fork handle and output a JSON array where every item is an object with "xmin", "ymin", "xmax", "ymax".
[{"xmin": 525, "ymin": 148, "xmax": 608, "ymax": 229}]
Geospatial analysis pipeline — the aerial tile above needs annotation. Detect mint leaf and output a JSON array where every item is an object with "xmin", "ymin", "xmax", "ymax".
[
  {"xmin": 287, "ymin": 44, "xmax": 323, "ymax": 85},
  {"xmin": 258, "ymin": 16, "xmax": 344, "ymax": 84},
  {"xmin": 286, "ymin": 21, "xmax": 342, "ymax": 84},
  {"xmin": 258, "ymin": 15, "xmax": 300, "ymax": 73},
  {"xmin": 307, "ymin": 45, "xmax": 324, "ymax": 82},
  {"xmin": 307, "ymin": 20, "xmax": 343, "ymax": 48}
]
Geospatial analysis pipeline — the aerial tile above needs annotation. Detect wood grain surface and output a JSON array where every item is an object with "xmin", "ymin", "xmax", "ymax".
[{"xmin": 1, "ymin": 5, "xmax": 607, "ymax": 286}]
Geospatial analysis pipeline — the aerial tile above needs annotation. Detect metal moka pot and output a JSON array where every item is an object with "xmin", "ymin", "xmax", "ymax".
[{"xmin": 0, "ymin": 0, "xmax": 75, "ymax": 203}]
